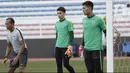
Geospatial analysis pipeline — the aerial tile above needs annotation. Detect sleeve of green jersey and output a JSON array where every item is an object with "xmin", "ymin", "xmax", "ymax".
[
  {"xmin": 98, "ymin": 18, "xmax": 106, "ymax": 30},
  {"xmin": 55, "ymin": 25, "xmax": 57, "ymax": 32},
  {"xmin": 68, "ymin": 21, "xmax": 74, "ymax": 31},
  {"xmin": 81, "ymin": 32, "xmax": 84, "ymax": 46},
  {"xmin": 55, "ymin": 24, "xmax": 58, "ymax": 41}
]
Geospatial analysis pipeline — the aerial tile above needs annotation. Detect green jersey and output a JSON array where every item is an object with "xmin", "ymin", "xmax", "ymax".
[
  {"xmin": 55, "ymin": 18, "xmax": 74, "ymax": 48},
  {"xmin": 82, "ymin": 15, "xmax": 106, "ymax": 50}
]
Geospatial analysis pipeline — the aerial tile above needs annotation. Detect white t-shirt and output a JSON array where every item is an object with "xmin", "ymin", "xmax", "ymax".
[{"xmin": 7, "ymin": 28, "xmax": 27, "ymax": 53}]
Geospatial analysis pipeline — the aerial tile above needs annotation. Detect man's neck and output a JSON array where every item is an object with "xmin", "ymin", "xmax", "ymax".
[
  {"xmin": 10, "ymin": 27, "xmax": 14, "ymax": 32},
  {"xmin": 59, "ymin": 18, "xmax": 65, "ymax": 22},
  {"xmin": 87, "ymin": 12, "xmax": 94, "ymax": 17},
  {"xmin": 87, "ymin": 12, "xmax": 94, "ymax": 18}
]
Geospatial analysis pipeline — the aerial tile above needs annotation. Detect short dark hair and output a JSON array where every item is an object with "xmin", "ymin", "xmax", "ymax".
[
  {"xmin": 57, "ymin": 7, "xmax": 66, "ymax": 13},
  {"xmin": 82, "ymin": 1, "xmax": 94, "ymax": 10},
  {"xmin": 6, "ymin": 18, "xmax": 15, "ymax": 24}
]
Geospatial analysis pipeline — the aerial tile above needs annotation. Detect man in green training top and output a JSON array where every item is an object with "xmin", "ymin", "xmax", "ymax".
[
  {"xmin": 80, "ymin": 1, "xmax": 106, "ymax": 73},
  {"xmin": 55, "ymin": 7, "xmax": 75, "ymax": 73}
]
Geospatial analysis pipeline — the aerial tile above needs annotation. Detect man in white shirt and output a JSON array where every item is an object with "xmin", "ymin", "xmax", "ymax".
[{"xmin": 2, "ymin": 18, "xmax": 28, "ymax": 73}]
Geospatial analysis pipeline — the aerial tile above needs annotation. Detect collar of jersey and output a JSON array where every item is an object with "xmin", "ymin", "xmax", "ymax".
[
  {"xmin": 59, "ymin": 18, "xmax": 66, "ymax": 22},
  {"xmin": 87, "ymin": 14, "xmax": 95, "ymax": 18}
]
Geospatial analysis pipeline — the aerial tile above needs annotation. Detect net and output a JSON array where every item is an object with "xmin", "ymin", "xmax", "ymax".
[{"xmin": 113, "ymin": 0, "xmax": 130, "ymax": 72}]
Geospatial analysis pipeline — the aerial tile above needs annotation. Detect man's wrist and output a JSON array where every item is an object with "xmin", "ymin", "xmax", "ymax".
[
  {"xmin": 16, "ymin": 56, "xmax": 20, "ymax": 59},
  {"xmin": 68, "ymin": 45, "xmax": 72, "ymax": 49},
  {"xmin": 4, "ymin": 56, "xmax": 8, "ymax": 58},
  {"xmin": 80, "ymin": 45, "xmax": 83, "ymax": 47}
]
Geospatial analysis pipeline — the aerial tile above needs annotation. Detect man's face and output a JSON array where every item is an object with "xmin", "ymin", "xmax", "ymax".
[
  {"xmin": 57, "ymin": 11, "xmax": 65, "ymax": 19},
  {"xmin": 83, "ymin": 5, "xmax": 91, "ymax": 15},
  {"xmin": 5, "ymin": 19, "xmax": 13, "ymax": 30}
]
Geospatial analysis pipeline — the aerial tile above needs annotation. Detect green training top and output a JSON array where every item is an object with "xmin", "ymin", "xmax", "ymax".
[
  {"xmin": 82, "ymin": 15, "xmax": 106, "ymax": 50},
  {"xmin": 55, "ymin": 18, "xmax": 74, "ymax": 48}
]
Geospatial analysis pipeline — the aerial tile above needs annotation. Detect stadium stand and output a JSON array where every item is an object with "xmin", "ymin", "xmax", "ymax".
[{"xmin": 0, "ymin": 1, "xmax": 129, "ymax": 40}]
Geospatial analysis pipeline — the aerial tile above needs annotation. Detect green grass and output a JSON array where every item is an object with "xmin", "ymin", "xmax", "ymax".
[{"xmin": 0, "ymin": 59, "xmax": 130, "ymax": 72}]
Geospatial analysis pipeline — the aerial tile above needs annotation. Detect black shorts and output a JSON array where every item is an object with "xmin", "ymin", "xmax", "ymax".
[
  {"xmin": 9, "ymin": 48, "xmax": 28, "ymax": 68},
  {"xmin": 83, "ymin": 49, "xmax": 103, "ymax": 72}
]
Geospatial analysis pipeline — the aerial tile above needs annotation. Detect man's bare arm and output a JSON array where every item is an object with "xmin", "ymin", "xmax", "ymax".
[{"xmin": 5, "ymin": 42, "xmax": 12, "ymax": 58}]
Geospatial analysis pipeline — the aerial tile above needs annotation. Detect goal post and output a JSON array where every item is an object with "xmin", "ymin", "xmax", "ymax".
[
  {"xmin": 106, "ymin": 0, "xmax": 114, "ymax": 73},
  {"xmin": 106, "ymin": 0, "xmax": 130, "ymax": 72}
]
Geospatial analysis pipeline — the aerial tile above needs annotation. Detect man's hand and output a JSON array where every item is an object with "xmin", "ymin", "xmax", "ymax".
[
  {"xmin": 68, "ymin": 45, "xmax": 72, "ymax": 50},
  {"xmin": 12, "ymin": 57, "xmax": 19, "ymax": 66},
  {"xmin": 2, "ymin": 58, "xmax": 8, "ymax": 64},
  {"xmin": 65, "ymin": 45, "xmax": 73, "ymax": 57},
  {"xmin": 78, "ymin": 45, "xmax": 83, "ymax": 56},
  {"xmin": 116, "ymin": 33, "xmax": 120, "ymax": 40}
]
